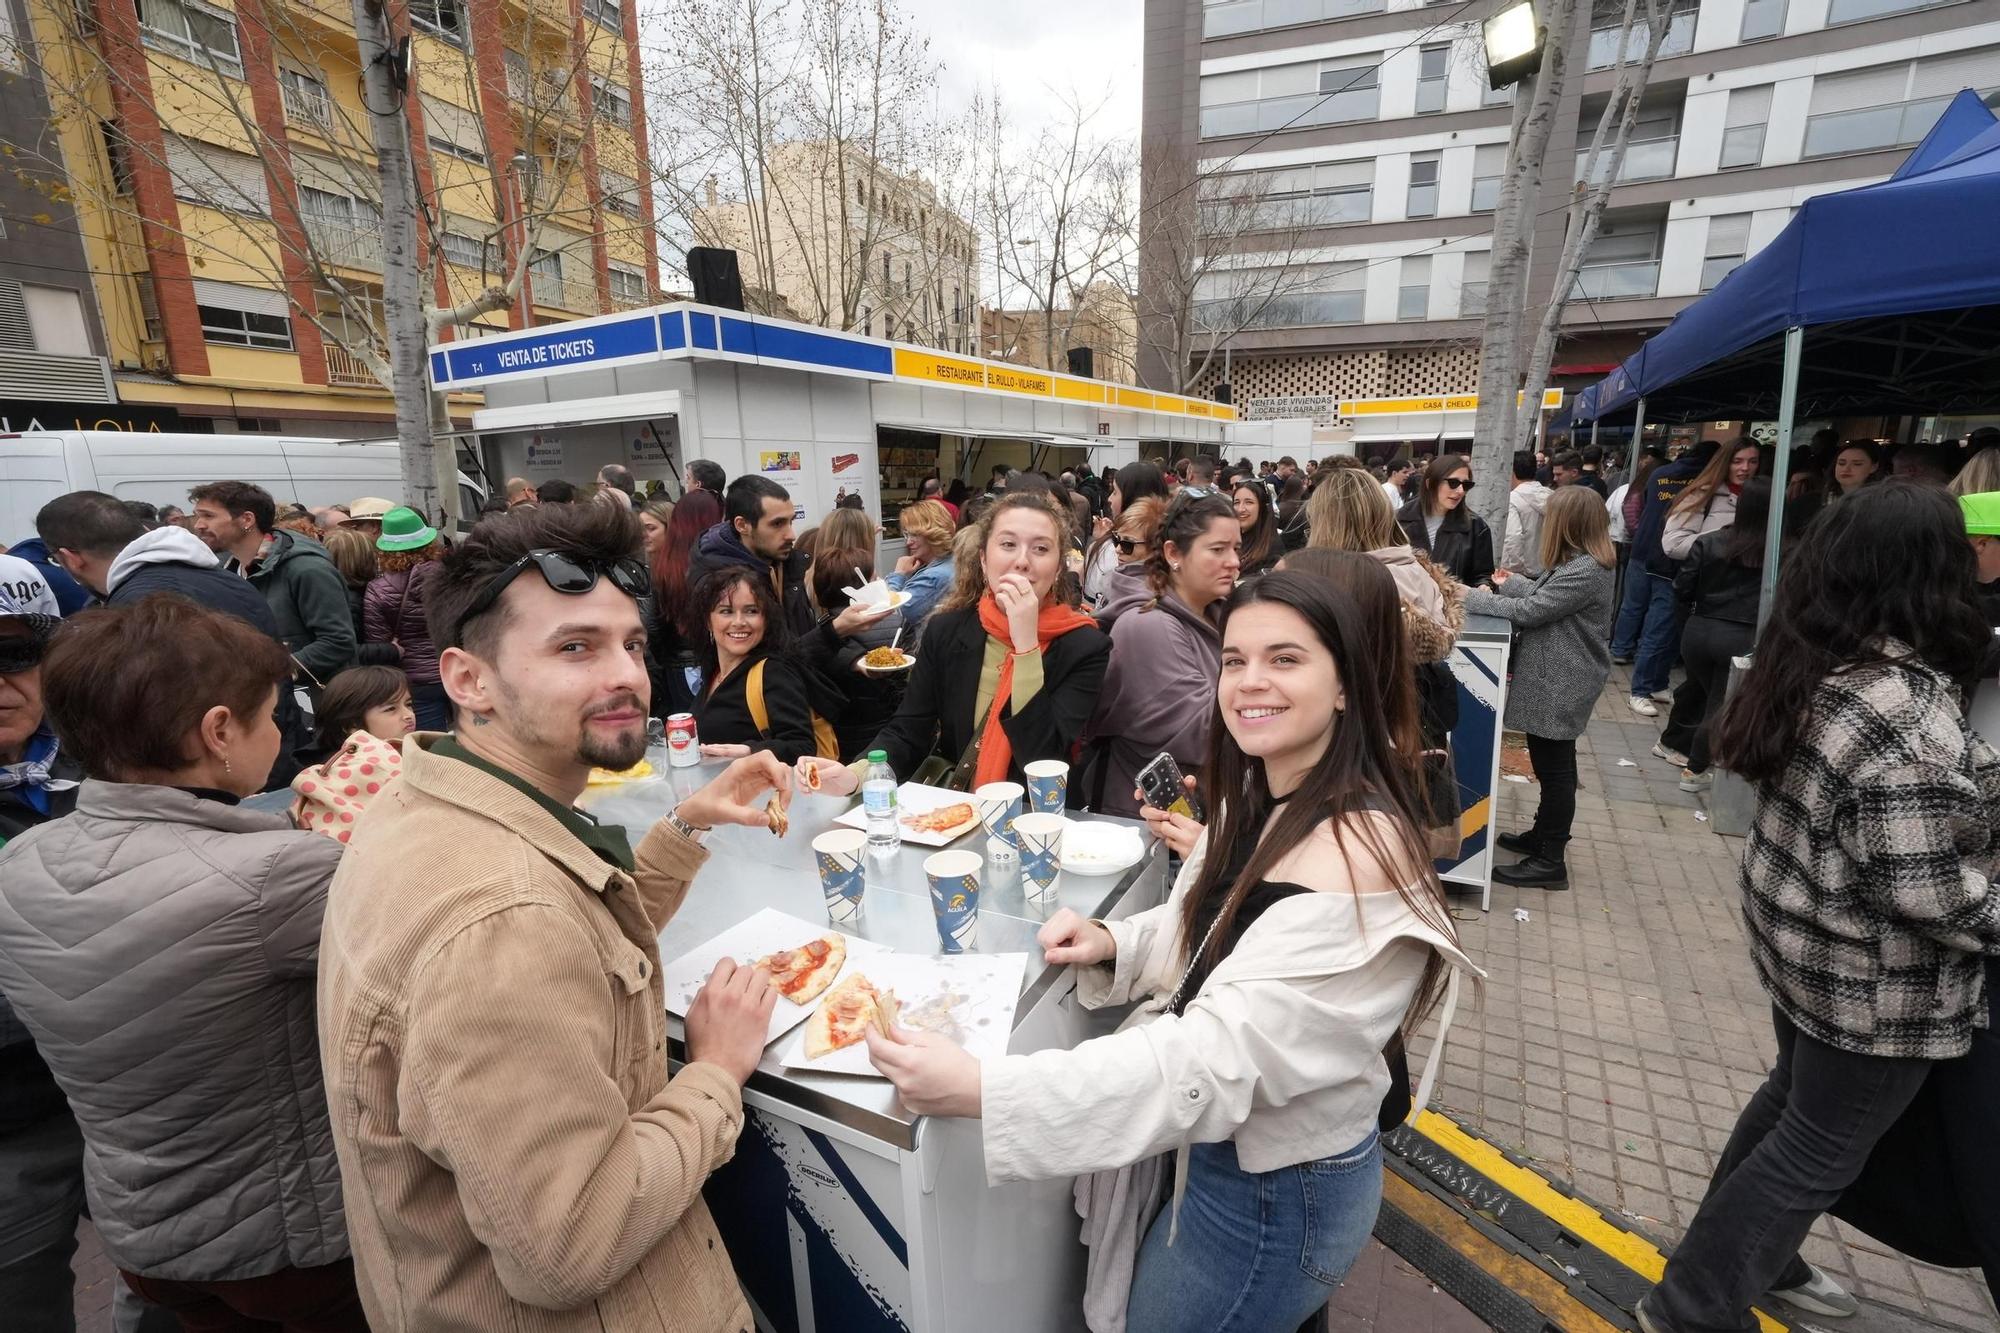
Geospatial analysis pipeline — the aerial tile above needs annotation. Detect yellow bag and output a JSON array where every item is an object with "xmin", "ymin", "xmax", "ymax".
[{"xmin": 746, "ymin": 659, "xmax": 840, "ymax": 760}]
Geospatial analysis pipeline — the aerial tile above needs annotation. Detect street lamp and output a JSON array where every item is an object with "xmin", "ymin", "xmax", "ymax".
[{"xmin": 1482, "ymin": 0, "xmax": 1546, "ymax": 90}]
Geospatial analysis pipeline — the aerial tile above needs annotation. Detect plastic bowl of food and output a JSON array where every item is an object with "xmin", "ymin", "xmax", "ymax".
[{"xmin": 858, "ymin": 647, "xmax": 915, "ymax": 676}]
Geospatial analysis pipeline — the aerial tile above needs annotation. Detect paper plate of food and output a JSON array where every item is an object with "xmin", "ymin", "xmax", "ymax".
[
  {"xmin": 660, "ymin": 907, "xmax": 887, "ymax": 1044},
  {"xmin": 857, "ymin": 646, "xmax": 915, "ymax": 675},
  {"xmin": 833, "ymin": 781, "xmax": 981, "ymax": 846},
  {"xmin": 843, "ymin": 578, "xmax": 909, "ymax": 615},
  {"xmin": 1058, "ymin": 820, "xmax": 1149, "ymax": 876},
  {"xmin": 585, "ymin": 757, "xmax": 659, "ymax": 786}
]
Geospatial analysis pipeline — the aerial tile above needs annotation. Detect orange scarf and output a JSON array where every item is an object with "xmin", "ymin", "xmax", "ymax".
[{"xmin": 973, "ymin": 592, "xmax": 1097, "ymax": 788}]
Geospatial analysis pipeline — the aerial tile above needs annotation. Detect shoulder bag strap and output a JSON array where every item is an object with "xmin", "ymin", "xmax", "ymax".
[{"xmin": 746, "ymin": 659, "xmax": 769, "ymax": 737}]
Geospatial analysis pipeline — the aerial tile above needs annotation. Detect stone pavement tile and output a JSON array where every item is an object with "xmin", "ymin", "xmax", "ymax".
[
  {"xmin": 73, "ymin": 1221, "xmax": 117, "ymax": 1333},
  {"xmin": 1327, "ymin": 1237, "xmax": 1487, "ymax": 1332}
]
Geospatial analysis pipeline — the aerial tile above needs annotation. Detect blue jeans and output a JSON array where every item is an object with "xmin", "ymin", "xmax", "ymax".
[
  {"xmin": 1613, "ymin": 571, "xmax": 1680, "ymax": 696},
  {"xmin": 1126, "ymin": 1135, "xmax": 1381, "ymax": 1332}
]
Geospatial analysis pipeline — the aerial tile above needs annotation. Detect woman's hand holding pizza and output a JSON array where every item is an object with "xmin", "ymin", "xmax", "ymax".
[
  {"xmin": 795, "ymin": 755, "xmax": 858, "ymax": 797},
  {"xmin": 865, "ymin": 1024, "xmax": 982, "ymax": 1117}
]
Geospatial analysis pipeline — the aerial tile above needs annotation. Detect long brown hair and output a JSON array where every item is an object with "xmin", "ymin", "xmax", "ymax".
[
  {"xmin": 1180, "ymin": 572, "xmax": 1455, "ymax": 1038},
  {"xmin": 1670, "ymin": 439, "xmax": 1758, "ymax": 519},
  {"xmin": 658, "ymin": 489, "xmax": 722, "ymax": 637},
  {"xmin": 938, "ymin": 492, "xmax": 1077, "ymax": 612},
  {"xmin": 1305, "ymin": 467, "xmax": 1401, "ymax": 553},
  {"xmin": 1232, "ymin": 480, "xmax": 1275, "ymax": 569},
  {"xmin": 1273, "ymin": 548, "xmax": 1422, "ymax": 772}
]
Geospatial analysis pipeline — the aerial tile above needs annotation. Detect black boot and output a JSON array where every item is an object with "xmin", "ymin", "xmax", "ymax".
[
  {"xmin": 1494, "ymin": 854, "xmax": 1569, "ymax": 889},
  {"xmin": 1497, "ymin": 829, "xmax": 1540, "ymax": 855}
]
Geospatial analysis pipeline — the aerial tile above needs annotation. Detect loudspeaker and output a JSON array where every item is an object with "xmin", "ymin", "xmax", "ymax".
[
  {"xmin": 1213, "ymin": 382, "xmax": 1232, "ymax": 405},
  {"xmin": 687, "ymin": 247, "xmax": 745, "ymax": 311},
  {"xmin": 1066, "ymin": 346, "xmax": 1094, "ymax": 379}
]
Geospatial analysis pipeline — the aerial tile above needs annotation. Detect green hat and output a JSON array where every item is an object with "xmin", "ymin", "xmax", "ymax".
[
  {"xmin": 375, "ymin": 506, "xmax": 439, "ymax": 552},
  {"xmin": 1961, "ymin": 492, "xmax": 2000, "ymax": 537}
]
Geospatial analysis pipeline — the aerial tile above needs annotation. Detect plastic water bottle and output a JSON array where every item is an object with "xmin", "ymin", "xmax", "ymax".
[{"xmin": 862, "ymin": 750, "xmax": 901, "ymax": 856}]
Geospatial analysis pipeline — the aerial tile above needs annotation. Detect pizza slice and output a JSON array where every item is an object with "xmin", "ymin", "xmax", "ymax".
[
  {"xmin": 902, "ymin": 801, "xmax": 977, "ymax": 835},
  {"xmin": 802, "ymin": 762, "xmax": 823, "ymax": 792},
  {"xmin": 804, "ymin": 973, "xmax": 897, "ymax": 1058},
  {"xmin": 766, "ymin": 793, "xmax": 790, "ymax": 838},
  {"xmin": 754, "ymin": 933, "xmax": 846, "ymax": 1005}
]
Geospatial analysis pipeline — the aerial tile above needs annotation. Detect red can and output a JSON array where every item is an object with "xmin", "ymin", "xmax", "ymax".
[{"xmin": 666, "ymin": 712, "xmax": 699, "ymax": 767}]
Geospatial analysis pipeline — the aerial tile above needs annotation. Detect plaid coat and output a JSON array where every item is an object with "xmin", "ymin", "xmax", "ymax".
[{"xmin": 1740, "ymin": 647, "xmax": 2000, "ymax": 1059}]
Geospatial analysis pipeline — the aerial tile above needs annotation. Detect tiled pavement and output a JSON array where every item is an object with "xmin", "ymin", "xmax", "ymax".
[{"xmin": 1407, "ymin": 670, "xmax": 1999, "ymax": 1332}]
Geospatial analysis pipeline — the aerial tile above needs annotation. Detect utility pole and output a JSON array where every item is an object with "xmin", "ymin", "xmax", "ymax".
[{"xmin": 353, "ymin": 0, "xmax": 448, "ymax": 524}]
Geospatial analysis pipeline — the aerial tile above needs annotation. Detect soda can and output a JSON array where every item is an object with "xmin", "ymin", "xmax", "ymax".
[{"xmin": 665, "ymin": 712, "xmax": 700, "ymax": 768}]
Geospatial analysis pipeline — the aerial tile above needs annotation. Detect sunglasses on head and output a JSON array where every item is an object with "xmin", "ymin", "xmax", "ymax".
[
  {"xmin": 453, "ymin": 549, "xmax": 649, "ymax": 643},
  {"xmin": 1441, "ymin": 477, "xmax": 1475, "ymax": 492}
]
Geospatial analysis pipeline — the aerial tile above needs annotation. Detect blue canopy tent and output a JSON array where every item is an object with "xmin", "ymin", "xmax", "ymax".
[
  {"xmin": 1568, "ymin": 89, "xmax": 2000, "ymax": 623},
  {"xmin": 1572, "ymin": 88, "xmax": 2000, "ymax": 431}
]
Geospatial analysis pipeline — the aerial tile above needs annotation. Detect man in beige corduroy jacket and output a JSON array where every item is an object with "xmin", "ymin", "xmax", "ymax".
[{"xmin": 318, "ymin": 501, "xmax": 788, "ymax": 1332}]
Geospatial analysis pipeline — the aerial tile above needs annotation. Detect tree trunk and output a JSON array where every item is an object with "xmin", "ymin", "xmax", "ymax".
[{"xmin": 355, "ymin": 0, "xmax": 440, "ymax": 523}]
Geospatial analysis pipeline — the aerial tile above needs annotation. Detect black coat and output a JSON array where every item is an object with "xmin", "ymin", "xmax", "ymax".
[
  {"xmin": 687, "ymin": 522, "xmax": 815, "ymax": 639},
  {"xmin": 1673, "ymin": 531, "xmax": 1761, "ymax": 626},
  {"xmin": 867, "ymin": 605, "xmax": 1110, "ymax": 785},
  {"xmin": 694, "ymin": 647, "xmax": 818, "ymax": 764},
  {"xmin": 1397, "ymin": 498, "xmax": 1496, "ymax": 589},
  {"xmin": 796, "ymin": 618, "xmax": 903, "ymax": 763}
]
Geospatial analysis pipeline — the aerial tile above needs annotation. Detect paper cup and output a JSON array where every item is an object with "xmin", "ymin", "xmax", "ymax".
[
  {"xmin": 1013, "ymin": 812, "xmax": 1065, "ymax": 905},
  {"xmin": 1023, "ymin": 760, "xmax": 1069, "ymax": 814},
  {"xmin": 923, "ymin": 850, "xmax": 982, "ymax": 953},
  {"xmin": 974, "ymin": 781, "xmax": 1025, "ymax": 850},
  {"xmin": 812, "ymin": 828, "xmax": 868, "ymax": 923}
]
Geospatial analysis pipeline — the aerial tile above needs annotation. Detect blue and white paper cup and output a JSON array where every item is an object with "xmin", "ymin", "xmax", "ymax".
[
  {"xmin": 923, "ymin": 850, "xmax": 983, "ymax": 953},
  {"xmin": 1023, "ymin": 760, "xmax": 1069, "ymax": 814},
  {"xmin": 812, "ymin": 828, "xmax": 868, "ymax": 923},
  {"xmin": 1012, "ymin": 812, "xmax": 1066, "ymax": 906},
  {"xmin": 974, "ymin": 781, "xmax": 1025, "ymax": 851}
]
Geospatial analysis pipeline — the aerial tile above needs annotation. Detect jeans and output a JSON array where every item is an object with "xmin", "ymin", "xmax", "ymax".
[
  {"xmin": 1126, "ymin": 1136, "xmax": 1380, "ymax": 1333},
  {"xmin": 1523, "ymin": 733, "xmax": 1578, "ymax": 858},
  {"xmin": 1613, "ymin": 572, "xmax": 1679, "ymax": 695},
  {"xmin": 1651, "ymin": 1008, "xmax": 1931, "ymax": 1333},
  {"xmin": 1659, "ymin": 617, "xmax": 1754, "ymax": 775},
  {"xmin": 123, "ymin": 1258, "xmax": 371, "ymax": 1333}
]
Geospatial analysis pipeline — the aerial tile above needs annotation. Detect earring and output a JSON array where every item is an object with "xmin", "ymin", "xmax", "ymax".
[
  {"xmin": 223, "ymin": 755, "xmax": 233, "ymax": 775},
  {"xmin": 1170, "ymin": 563, "xmax": 1181, "ymax": 572}
]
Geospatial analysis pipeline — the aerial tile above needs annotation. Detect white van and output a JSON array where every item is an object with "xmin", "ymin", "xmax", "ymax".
[{"xmin": 0, "ymin": 431, "xmax": 487, "ymax": 542}]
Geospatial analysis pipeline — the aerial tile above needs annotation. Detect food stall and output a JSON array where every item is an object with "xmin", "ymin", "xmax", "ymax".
[
  {"xmin": 580, "ymin": 758, "xmax": 1167, "ymax": 1333},
  {"xmin": 428, "ymin": 305, "xmax": 1238, "ymax": 551}
]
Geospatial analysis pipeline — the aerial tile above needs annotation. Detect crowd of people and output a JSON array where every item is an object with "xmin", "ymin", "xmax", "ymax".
[{"xmin": 0, "ymin": 427, "xmax": 1997, "ymax": 1332}]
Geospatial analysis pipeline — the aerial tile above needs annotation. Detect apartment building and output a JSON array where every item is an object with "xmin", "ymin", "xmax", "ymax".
[
  {"xmin": 0, "ymin": 0, "xmax": 122, "ymax": 424},
  {"xmin": 696, "ymin": 142, "xmax": 979, "ymax": 355},
  {"xmin": 1141, "ymin": 0, "xmax": 2000, "ymax": 423},
  {"xmin": 981, "ymin": 281, "xmax": 1140, "ymax": 384},
  {"xmin": 22, "ymin": 0, "xmax": 657, "ymax": 434}
]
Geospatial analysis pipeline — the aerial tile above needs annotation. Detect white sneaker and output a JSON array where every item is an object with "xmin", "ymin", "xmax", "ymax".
[
  {"xmin": 1651, "ymin": 741, "xmax": 1688, "ymax": 767},
  {"xmin": 1650, "ymin": 688, "xmax": 1676, "ymax": 703},
  {"xmin": 1769, "ymin": 1263, "xmax": 1859, "ymax": 1318},
  {"xmin": 1629, "ymin": 696, "xmax": 1660, "ymax": 718},
  {"xmin": 1679, "ymin": 768, "xmax": 1713, "ymax": 793}
]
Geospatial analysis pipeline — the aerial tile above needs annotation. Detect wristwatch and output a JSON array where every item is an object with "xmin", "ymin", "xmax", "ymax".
[{"xmin": 664, "ymin": 808, "xmax": 710, "ymax": 844}]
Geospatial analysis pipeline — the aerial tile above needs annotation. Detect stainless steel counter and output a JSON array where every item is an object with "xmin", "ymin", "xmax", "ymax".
[
  {"xmin": 579, "ymin": 752, "xmax": 1165, "ymax": 1148},
  {"xmin": 1460, "ymin": 611, "xmax": 1514, "ymax": 644}
]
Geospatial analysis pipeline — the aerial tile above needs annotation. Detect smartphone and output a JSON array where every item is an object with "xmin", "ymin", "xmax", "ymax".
[{"xmin": 1135, "ymin": 751, "xmax": 1206, "ymax": 823}]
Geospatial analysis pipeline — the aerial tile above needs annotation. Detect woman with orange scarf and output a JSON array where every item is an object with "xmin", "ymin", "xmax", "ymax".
[{"xmin": 803, "ymin": 493, "xmax": 1110, "ymax": 794}]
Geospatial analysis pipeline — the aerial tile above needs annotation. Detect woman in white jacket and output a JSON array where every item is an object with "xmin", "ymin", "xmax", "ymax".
[
  {"xmin": 1660, "ymin": 440, "xmax": 1760, "ymax": 561},
  {"xmin": 868, "ymin": 571, "xmax": 1474, "ymax": 1333}
]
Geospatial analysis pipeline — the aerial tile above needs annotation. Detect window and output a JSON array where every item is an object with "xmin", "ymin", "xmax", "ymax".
[
  {"xmin": 583, "ymin": 0, "xmax": 621, "ymax": 31},
  {"xmin": 438, "ymin": 230, "xmax": 485, "ymax": 269},
  {"xmin": 881, "ymin": 251, "xmax": 890, "ymax": 285},
  {"xmin": 528, "ymin": 248, "xmax": 563, "ymax": 284},
  {"xmin": 408, "ymin": 0, "xmax": 465, "ymax": 43},
  {"xmin": 1720, "ymin": 86, "xmax": 1771, "ymax": 170},
  {"xmin": 280, "ymin": 68, "xmax": 333, "ymax": 131},
  {"xmin": 1416, "ymin": 44, "xmax": 1449, "ymax": 115},
  {"xmin": 1193, "ymin": 261, "xmax": 1364, "ymax": 330},
  {"xmin": 166, "ymin": 135, "xmax": 269, "ymax": 214},
  {"xmin": 23, "ymin": 286, "xmax": 92, "ymax": 356},
  {"xmin": 860, "ymin": 305, "xmax": 870, "ymax": 336},
  {"xmin": 1587, "ymin": 0, "xmax": 1695, "ymax": 70},
  {"xmin": 1406, "ymin": 152, "xmax": 1440, "ymax": 219},
  {"xmin": 1827, "ymin": 0, "xmax": 1951, "ymax": 23},
  {"xmin": 0, "ymin": 0, "xmax": 17, "ymax": 73},
  {"xmin": 1459, "ymin": 252, "xmax": 1489, "ymax": 316},
  {"xmin": 1701, "ymin": 214, "xmax": 1751, "ymax": 291},
  {"xmin": 1802, "ymin": 51, "xmax": 1998, "ymax": 159},
  {"xmin": 137, "ymin": 0, "xmax": 241, "ymax": 73},
  {"xmin": 1198, "ymin": 54, "xmax": 1380, "ymax": 138},
  {"xmin": 1483, "ymin": 79, "xmax": 1514, "ymax": 108},
  {"xmin": 100, "ymin": 121, "xmax": 134, "ymax": 195},
  {"xmin": 194, "ymin": 279, "xmax": 292, "ymax": 350},
  {"xmin": 421, "ymin": 95, "xmax": 486, "ymax": 165},
  {"xmin": 1740, "ymin": 0, "xmax": 1785, "ymax": 41},
  {"xmin": 1201, "ymin": 0, "xmax": 1386, "ymax": 39},
  {"xmin": 608, "ymin": 263, "xmax": 647, "ymax": 304},
  {"xmin": 1470, "ymin": 143, "xmax": 1505, "ymax": 212},
  {"xmin": 592, "ymin": 77, "xmax": 632, "ymax": 128},
  {"xmin": 1574, "ymin": 223, "xmax": 1661, "ymax": 299},
  {"xmin": 1397, "ymin": 256, "xmax": 1431, "ymax": 321},
  {"xmin": 1203, "ymin": 160, "xmax": 1373, "ymax": 232},
  {"xmin": 600, "ymin": 168, "xmax": 640, "ymax": 217}
]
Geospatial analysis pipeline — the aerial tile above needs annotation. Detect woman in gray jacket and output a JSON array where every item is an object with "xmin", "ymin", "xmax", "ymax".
[
  {"xmin": 1465, "ymin": 487, "xmax": 1617, "ymax": 889},
  {"xmin": 0, "ymin": 596, "xmax": 364, "ymax": 1329}
]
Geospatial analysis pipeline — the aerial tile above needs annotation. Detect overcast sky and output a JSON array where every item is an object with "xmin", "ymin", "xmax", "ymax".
[{"xmin": 927, "ymin": 0, "xmax": 1143, "ymax": 142}]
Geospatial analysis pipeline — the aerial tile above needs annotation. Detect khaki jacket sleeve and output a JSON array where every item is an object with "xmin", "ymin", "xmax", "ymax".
[
  {"xmin": 630, "ymin": 819, "xmax": 711, "ymax": 930},
  {"xmin": 400, "ymin": 902, "xmax": 743, "ymax": 1310}
]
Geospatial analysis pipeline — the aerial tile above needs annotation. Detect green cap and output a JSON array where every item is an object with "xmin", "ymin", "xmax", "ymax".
[
  {"xmin": 376, "ymin": 506, "xmax": 439, "ymax": 552},
  {"xmin": 868, "ymin": 750, "xmax": 888, "ymax": 763},
  {"xmin": 1961, "ymin": 492, "xmax": 2000, "ymax": 537}
]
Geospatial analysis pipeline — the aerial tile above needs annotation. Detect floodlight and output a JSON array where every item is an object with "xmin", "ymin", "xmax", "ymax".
[{"xmin": 1483, "ymin": 1, "xmax": 1546, "ymax": 91}]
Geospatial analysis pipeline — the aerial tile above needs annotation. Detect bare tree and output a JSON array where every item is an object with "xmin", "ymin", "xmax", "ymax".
[{"xmin": 17, "ymin": 0, "xmax": 641, "ymax": 515}]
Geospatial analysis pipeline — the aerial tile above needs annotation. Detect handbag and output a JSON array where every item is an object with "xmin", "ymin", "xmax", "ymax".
[{"xmin": 291, "ymin": 730, "xmax": 403, "ymax": 843}]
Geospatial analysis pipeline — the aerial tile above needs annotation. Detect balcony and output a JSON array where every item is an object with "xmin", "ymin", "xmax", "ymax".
[
  {"xmin": 532, "ymin": 274, "xmax": 600, "ymax": 312},
  {"xmin": 305, "ymin": 219, "xmax": 383, "ymax": 272},
  {"xmin": 281, "ymin": 80, "xmax": 335, "ymax": 135},
  {"xmin": 1571, "ymin": 260, "xmax": 1660, "ymax": 301},
  {"xmin": 1586, "ymin": 8, "xmax": 1695, "ymax": 71},
  {"xmin": 1574, "ymin": 135, "xmax": 1680, "ymax": 185},
  {"xmin": 323, "ymin": 342, "xmax": 380, "ymax": 387}
]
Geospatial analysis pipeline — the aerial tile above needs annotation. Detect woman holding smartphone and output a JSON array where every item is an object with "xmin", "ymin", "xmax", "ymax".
[{"xmin": 866, "ymin": 572, "xmax": 1473, "ymax": 1331}]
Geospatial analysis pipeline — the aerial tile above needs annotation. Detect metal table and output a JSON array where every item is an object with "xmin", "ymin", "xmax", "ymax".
[{"xmin": 581, "ymin": 754, "xmax": 1167, "ymax": 1333}]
